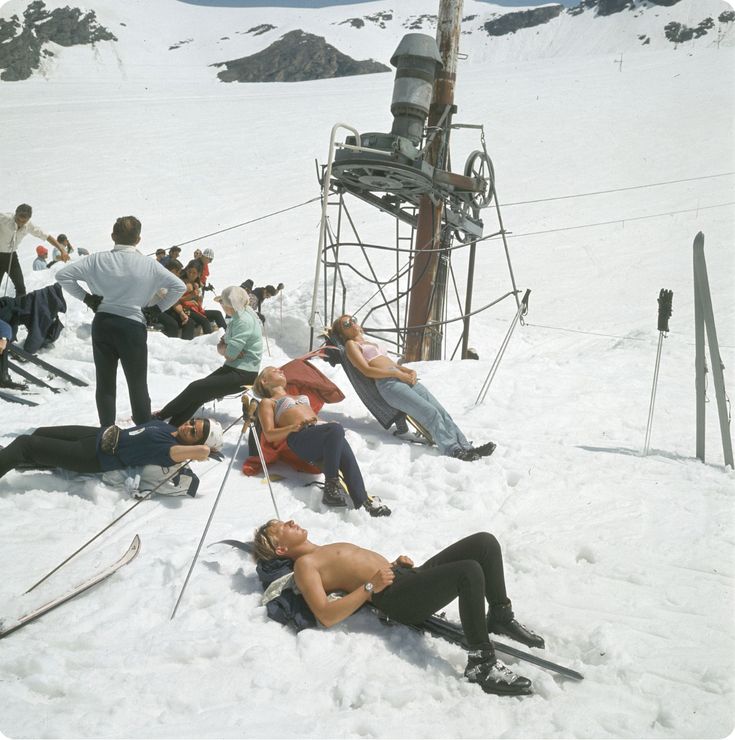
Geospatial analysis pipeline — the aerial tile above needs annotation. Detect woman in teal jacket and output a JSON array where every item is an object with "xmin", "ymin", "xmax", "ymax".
[{"xmin": 156, "ymin": 286, "xmax": 263, "ymax": 425}]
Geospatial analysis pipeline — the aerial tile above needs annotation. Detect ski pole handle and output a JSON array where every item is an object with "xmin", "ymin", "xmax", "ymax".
[{"xmin": 657, "ymin": 289, "xmax": 673, "ymax": 333}]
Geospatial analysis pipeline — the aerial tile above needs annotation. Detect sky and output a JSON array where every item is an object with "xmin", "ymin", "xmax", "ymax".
[{"xmin": 179, "ymin": 0, "xmax": 579, "ymax": 7}]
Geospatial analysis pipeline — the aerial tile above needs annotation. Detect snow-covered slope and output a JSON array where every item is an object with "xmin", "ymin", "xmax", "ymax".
[
  {"xmin": 1, "ymin": 0, "xmax": 734, "ymax": 84},
  {"xmin": 0, "ymin": 0, "xmax": 733, "ymax": 737}
]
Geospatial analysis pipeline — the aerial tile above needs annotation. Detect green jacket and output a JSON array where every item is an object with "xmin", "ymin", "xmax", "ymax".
[{"xmin": 223, "ymin": 307, "xmax": 263, "ymax": 372}]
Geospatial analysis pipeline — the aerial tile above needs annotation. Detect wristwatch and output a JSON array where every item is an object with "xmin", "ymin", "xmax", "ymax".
[{"xmin": 363, "ymin": 582, "xmax": 374, "ymax": 594}]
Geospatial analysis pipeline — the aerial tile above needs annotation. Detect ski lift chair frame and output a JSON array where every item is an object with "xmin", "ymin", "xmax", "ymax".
[{"xmin": 320, "ymin": 331, "xmax": 433, "ymax": 446}]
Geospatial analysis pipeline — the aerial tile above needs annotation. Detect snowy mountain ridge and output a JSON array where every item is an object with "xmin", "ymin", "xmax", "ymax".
[{"xmin": 0, "ymin": 0, "xmax": 733, "ymax": 82}]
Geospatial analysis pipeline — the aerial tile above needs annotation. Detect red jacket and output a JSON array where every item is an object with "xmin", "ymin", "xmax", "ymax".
[{"xmin": 242, "ymin": 357, "xmax": 344, "ymax": 476}]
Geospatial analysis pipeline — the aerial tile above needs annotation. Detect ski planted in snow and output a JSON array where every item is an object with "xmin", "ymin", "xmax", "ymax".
[
  {"xmin": 7, "ymin": 343, "xmax": 89, "ymax": 387},
  {"xmin": 0, "ymin": 388, "xmax": 38, "ymax": 406},
  {"xmin": 413, "ymin": 613, "xmax": 584, "ymax": 681},
  {"xmin": 0, "ymin": 535, "xmax": 141, "ymax": 639},
  {"xmin": 6, "ymin": 359, "xmax": 60, "ymax": 392}
]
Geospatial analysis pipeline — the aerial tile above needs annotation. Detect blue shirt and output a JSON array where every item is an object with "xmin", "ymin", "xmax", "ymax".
[{"xmin": 96, "ymin": 420, "xmax": 180, "ymax": 471}]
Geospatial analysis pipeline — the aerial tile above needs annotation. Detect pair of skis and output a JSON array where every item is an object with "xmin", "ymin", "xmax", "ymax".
[
  {"xmin": 374, "ymin": 608, "xmax": 582, "ymax": 681},
  {"xmin": 0, "ymin": 343, "xmax": 88, "ymax": 406},
  {"xmin": 412, "ymin": 614, "xmax": 584, "ymax": 681},
  {"xmin": 0, "ymin": 536, "xmax": 141, "ymax": 639}
]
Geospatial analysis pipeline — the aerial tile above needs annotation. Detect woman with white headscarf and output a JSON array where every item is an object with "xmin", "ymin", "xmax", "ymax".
[{"xmin": 155, "ymin": 286, "xmax": 263, "ymax": 425}]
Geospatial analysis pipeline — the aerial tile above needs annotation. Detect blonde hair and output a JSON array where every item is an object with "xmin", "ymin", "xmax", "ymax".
[
  {"xmin": 253, "ymin": 367, "xmax": 277, "ymax": 398},
  {"xmin": 253, "ymin": 520, "xmax": 280, "ymax": 561}
]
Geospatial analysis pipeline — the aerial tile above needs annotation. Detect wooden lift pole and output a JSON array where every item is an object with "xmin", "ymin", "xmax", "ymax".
[{"xmin": 405, "ymin": 0, "xmax": 463, "ymax": 361}]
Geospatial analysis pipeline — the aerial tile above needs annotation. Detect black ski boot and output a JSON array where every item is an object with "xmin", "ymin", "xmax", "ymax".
[
  {"xmin": 0, "ymin": 375, "xmax": 27, "ymax": 391},
  {"xmin": 453, "ymin": 447, "xmax": 480, "ymax": 462},
  {"xmin": 322, "ymin": 477, "xmax": 348, "ymax": 507},
  {"xmin": 487, "ymin": 600, "xmax": 545, "ymax": 649},
  {"xmin": 363, "ymin": 496, "xmax": 391, "ymax": 517},
  {"xmin": 472, "ymin": 441, "xmax": 497, "ymax": 458},
  {"xmin": 464, "ymin": 646, "xmax": 532, "ymax": 696}
]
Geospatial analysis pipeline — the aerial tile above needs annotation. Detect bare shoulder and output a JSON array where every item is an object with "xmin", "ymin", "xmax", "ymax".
[
  {"xmin": 294, "ymin": 553, "xmax": 316, "ymax": 572},
  {"xmin": 293, "ymin": 554, "xmax": 321, "ymax": 584}
]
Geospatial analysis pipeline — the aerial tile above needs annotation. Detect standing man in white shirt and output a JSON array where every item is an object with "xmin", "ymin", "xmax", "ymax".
[
  {"xmin": 0, "ymin": 204, "xmax": 68, "ymax": 297},
  {"xmin": 56, "ymin": 215, "xmax": 186, "ymax": 426}
]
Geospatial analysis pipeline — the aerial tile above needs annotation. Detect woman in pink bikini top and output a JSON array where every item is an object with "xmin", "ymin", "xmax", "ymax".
[{"xmin": 331, "ymin": 314, "xmax": 496, "ymax": 462}]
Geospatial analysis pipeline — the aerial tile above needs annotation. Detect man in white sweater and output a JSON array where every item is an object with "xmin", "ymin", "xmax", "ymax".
[
  {"xmin": 0, "ymin": 204, "xmax": 68, "ymax": 296},
  {"xmin": 56, "ymin": 216, "xmax": 185, "ymax": 426}
]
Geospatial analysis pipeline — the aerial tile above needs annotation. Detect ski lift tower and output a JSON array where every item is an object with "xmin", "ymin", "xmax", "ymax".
[{"xmin": 309, "ymin": 0, "xmax": 520, "ymax": 360}]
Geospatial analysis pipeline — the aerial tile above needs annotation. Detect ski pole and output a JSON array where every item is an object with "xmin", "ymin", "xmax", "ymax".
[
  {"xmin": 643, "ymin": 289, "xmax": 673, "ymax": 456},
  {"xmin": 170, "ymin": 427, "xmax": 244, "ymax": 620},
  {"xmin": 248, "ymin": 410, "xmax": 281, "ymax": 520},
  {"xmin": 2, "ymin": 246, "xmax": 19, "ymax": 298},
  {"xmin": 262, "ymin": 323, "xmax": 271, "ymax": 356},
  {"xmin": 475, "ymin": 289, "xmax": 530, "ymax": 406},
  {"xmin": 24, "ymin": 460, "xmax": 195, "ymax": 594}
]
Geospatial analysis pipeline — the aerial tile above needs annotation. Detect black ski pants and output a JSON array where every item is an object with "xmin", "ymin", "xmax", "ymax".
[
  {"xmin": 158, "ymin": 364, "xmax": 257, "ymax": 426},
  {"xmin": 0, "ymin": 252, "xmax": 26, "ymax": 297},
  {"xmin": 0, "ymin": 425, "xmax": 102, "ymax": 479},
  {"xmin": 92, "ymin": 313, "xmax": 150, "ymax": 426},
  {"xmin": 205, "ymin": 309, "xmax": 227, "ymax": 331},
  {"xmin": 286, "ymin": 422, "xmax": 367, "ymax": 508},
  {"xmin": 371, "ymin": 532, "xmax": 508, "ymax": 649},
  {"xmin": 181, "ymin": 311, "xmax": 212, "ymax": 340}
]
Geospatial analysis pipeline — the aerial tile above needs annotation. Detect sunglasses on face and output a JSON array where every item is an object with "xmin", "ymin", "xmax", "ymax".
[{"xmin": 341, "ymin": 316, "xmax": 357, "ymax": 329}]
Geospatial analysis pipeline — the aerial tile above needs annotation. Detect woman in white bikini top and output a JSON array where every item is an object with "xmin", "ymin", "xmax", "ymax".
[{"xmin": 273, "ymin": 394, "xmax": 312, "ymax": 425}]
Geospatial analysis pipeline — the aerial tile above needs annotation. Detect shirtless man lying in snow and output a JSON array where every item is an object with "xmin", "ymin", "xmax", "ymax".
[{"xmin": 253, "ymin": 519, "xmax": 545, "ymax": 696}]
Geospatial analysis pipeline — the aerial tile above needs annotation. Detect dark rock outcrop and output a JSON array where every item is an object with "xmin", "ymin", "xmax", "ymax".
[
  {"xmin": 595, "ymin": 0, "xmax": 633, "ymax": 15},
  {"xmin": 404, "ymin": 14, "xmax": 437, "ymax": 31},
  {"xmin": 0, "ymin": 0, "xmax": 116, "ymax": 81},
  {"xmin": 568, "ymin": 0, "xmax": 681, "ymax": 14},
  {"xmin": 213, "ymin": 29, "xmax": 389, "ymax": 83},
  {"xmin": 339, "ymin": 12, "xmax": 392, "ymax": 30},
  {"xmin": 664, "ymin": 16, "xmax": 715, "ymax": 44},
  {"xmin": 340, "ymin": 18, "xmax": 365, "ymax": 29},
  {"xmin": 483, "ymin": 5, "xmax": 563, "ymax": 36},
  {"xmin": 245, "ymin": 23, "xmax": 276, "ymax": 36}
]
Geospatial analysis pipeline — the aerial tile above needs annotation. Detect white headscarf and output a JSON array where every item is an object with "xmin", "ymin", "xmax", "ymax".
[{"xmin": 217, "ymin": 286, "xmax": 250, "ymax": 313}]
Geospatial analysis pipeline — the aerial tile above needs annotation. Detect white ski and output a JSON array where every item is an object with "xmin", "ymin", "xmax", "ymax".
[{"xmin": 0, "ymin": 535, "xmax": 141, "ymax": 639}]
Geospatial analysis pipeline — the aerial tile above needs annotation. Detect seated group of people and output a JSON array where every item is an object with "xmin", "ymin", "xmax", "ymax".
[
  {"xmin": 2, "ymin": 281, "xmax": 540, "ymax": 699},
  {"xmin": 246, "ymin": 315, "xmax": 541, "ymax": 698},
  {"xmin": 240, "ymin": 279, "xmax": 283, "ymax": 324},
  {"xmin": 33, "ymin": 234, "xmax": 86, "ymax": 271},
  {"xmin": 145, "ymin": 246, "xmax": 226, "ymax": 340}
]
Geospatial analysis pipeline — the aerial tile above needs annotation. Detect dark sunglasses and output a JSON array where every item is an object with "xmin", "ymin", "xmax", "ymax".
[{"xmin": 341, "ymin": 316, "xmax": 358, "ymax": 329}]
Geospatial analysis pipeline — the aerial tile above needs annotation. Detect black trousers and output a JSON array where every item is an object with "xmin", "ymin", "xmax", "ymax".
[
  {"xmin": 92, "ymin": 312, "xmax": 150, "ymax": 426},
  {"xmin": 181, "ymin": 311, "xmax": 212, "ymax": 340},
  {"xmin": 205, "ymin": 309, "xmax": 226, "ymax": 330},
  {"xmin": 371, "ymin": 532, "xmax": 508, "ymax": 649},
  {"xmin": 286, "ymin": 422, "xmax": 367, "ymax": 507},
  {"xmin": 158, "ymin": 364, "xmax": 257, "ymax": 426},
  {"xmin": 0, "ymin": 425, "xmax": 101, "ymax": 479},
  {"xmin": 156, "ymin": 311, "xmax": 181, "ymax": 338},
  {"xmin": 0, "ymin": 252, "xmax": 26, "ymax": 297}
]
